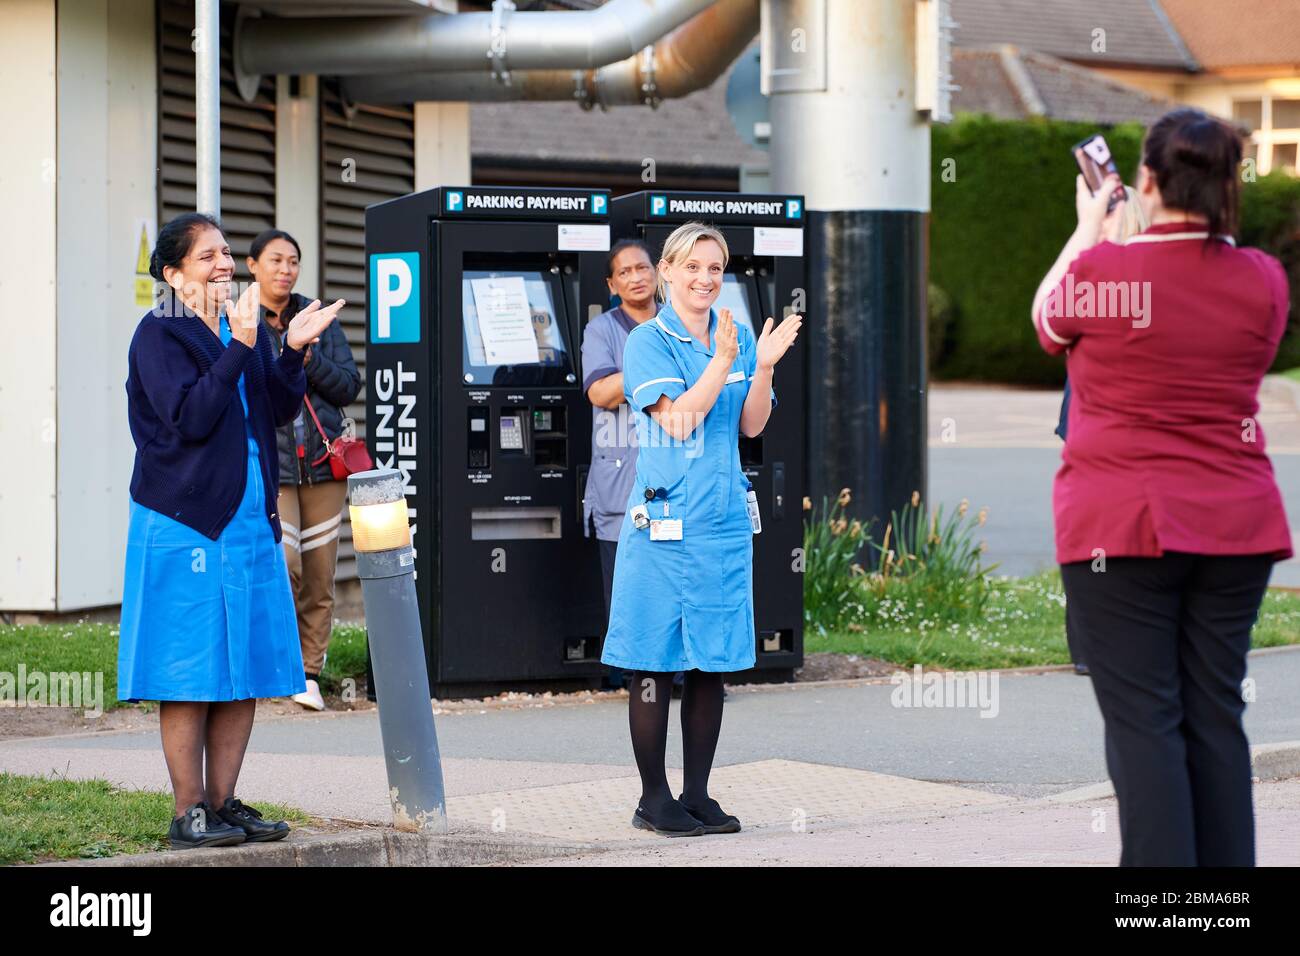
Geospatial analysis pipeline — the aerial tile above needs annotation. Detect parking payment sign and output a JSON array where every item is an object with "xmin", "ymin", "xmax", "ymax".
[{"xmin": 369, "ymin": 252, "xmax": 420, "ymax": 344}]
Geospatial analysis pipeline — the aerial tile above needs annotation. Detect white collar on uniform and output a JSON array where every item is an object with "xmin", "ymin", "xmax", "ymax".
[
  {"xmin": 1126, "ymin": 231, "xmax": 1236, "ymax": 246},
  {"xmin": 654, "ymin": 315, "xmax": 692, "ymax": 342}
]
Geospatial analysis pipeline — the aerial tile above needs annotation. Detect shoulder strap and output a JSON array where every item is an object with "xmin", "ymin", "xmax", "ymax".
[{"xmin": 303, "ymin": 394, "xmax": 331, "ymax": 450}]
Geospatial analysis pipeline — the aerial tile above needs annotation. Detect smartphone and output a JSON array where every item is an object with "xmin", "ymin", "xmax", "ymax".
[{"xmin": 1072, "ymin": 134, "xmax": 1125, "ymax": 212}]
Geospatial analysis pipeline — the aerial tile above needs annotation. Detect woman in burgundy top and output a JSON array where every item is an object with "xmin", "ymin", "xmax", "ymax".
[{"xmin": 1031, "ymin": 108, "xmax": 1292, "ymax": 867}]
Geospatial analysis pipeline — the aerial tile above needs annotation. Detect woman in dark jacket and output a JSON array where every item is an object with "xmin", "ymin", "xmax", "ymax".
[
  {"xmin": 120, "ymin": 213, "xmax": 343, "ymax": 848},
  {"xmin": 246, "ymin": 229, "xmax": 362, "ymax": 712}
]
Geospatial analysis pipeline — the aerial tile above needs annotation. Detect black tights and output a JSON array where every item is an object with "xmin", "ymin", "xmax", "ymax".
[{"xmin": 628, "ymin": 670, "xmax": 724, "ymax": 812}]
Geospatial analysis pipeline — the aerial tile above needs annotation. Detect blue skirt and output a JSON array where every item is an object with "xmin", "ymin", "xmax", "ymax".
[{"xmin": 117, "ymin": 439, "xmax": 306, "ymax": 702}]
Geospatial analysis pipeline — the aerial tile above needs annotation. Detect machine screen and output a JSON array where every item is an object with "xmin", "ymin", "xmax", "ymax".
[
  {"xmin": 716, "ymin": 274, "xmax": 757, "ymax": 338},
  {"xmin": 461, "ymin": 270, "xmax": 575, "ymax": 386}
]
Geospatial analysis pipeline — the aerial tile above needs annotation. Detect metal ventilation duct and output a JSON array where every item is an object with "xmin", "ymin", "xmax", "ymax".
[
  {"xmin": 237, "ymin": 0, "xmax": 717, "ymax": 78},
  {"xmin": 340, "ymin": 0, "xmax": 759, "ymax": 107}
]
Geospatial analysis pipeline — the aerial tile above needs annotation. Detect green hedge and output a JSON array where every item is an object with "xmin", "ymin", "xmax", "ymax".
[{"xmin": 931, "ymin": 114, "xmax": 1300, "ymax": 384}]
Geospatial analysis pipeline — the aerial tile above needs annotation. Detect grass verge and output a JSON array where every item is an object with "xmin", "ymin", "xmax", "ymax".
[
  {"xmin": 0, "ymin": 772, "xmax": 311, "ymax": 865},
  {"xmin": 806, "ymin": 570, "xmax": 1300, "ymax": 669}
]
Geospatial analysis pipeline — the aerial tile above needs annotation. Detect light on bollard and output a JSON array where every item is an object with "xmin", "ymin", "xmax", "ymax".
[
  {"xmin": 350, "ymin": 495, "xmax": 411, "ymax": 552},
  {"xmin": 348, "ymin": 468, "xmax": 447, "ymax": 833}
]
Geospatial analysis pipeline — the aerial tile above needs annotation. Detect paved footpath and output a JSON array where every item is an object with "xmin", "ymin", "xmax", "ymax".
[{"xmin": 4, "ymin": 647, "xmax": 1298, "ymax": 865}]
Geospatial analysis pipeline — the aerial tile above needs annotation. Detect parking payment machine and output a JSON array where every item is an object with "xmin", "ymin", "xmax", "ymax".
[
  {"xmin": 365, "ymin": 186, "xmax": 613, "ymax": 698},
  {"xmin": 607, "ymin": 191, "xmax": 807, "ymax": 680}
]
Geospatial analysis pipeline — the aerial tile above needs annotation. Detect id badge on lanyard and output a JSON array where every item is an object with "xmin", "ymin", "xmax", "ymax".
[{"xmin": 648, "ymin": 499, "xmax": 683, "ymax": 541}]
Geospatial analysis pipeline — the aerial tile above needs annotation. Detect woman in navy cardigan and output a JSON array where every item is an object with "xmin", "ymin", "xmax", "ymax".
[{"xmin": 120, "ymin": 213, "xmax": 343, "ymax": 849}]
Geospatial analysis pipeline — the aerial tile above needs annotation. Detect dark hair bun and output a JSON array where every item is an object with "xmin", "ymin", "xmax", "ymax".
[
  {"xmin": 1173, "ymin": 144, "xmax": 1212, "ymax": 170},
  {"xmin": 148, "ymin": 250, "xmax": 165, "ymax": 281},
  {"xmin": 1143, "ymin": 108, "xmax": 1242, "ymax": 237}
]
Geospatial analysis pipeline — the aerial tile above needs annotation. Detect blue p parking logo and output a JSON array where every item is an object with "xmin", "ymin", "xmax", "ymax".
[
  {"xmin": 786, "ymin": 199, "xmax": 802, "ymax": 219},
  {"xmin": 650, "ymin": 195, "xmax": 667, "ymax": 216},
  {"xmin": 446, "ymin": 190, "xmax": 464, "ymax": 212},
  {"xmin": 591, "ymin": 194, "xmax": 607, "ymax": 215},
  {"xmin": 369, "ymin": 252, "xmax": 420, "ymax": 343}
]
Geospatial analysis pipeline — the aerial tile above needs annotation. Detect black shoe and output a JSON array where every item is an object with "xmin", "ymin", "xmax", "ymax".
[
  {"xmin": 168, "ymin": 802, "xmax": 246, "ymax": 849},
  {"xmin": 631, "ymin": 800, "xmax": 705, "ymax": 837},
  {"xmin": 1073, "ymin": 662, "xmax": 1091, "ymax": 676},
  {"xmin": 678, "ymin": 794, "xmax": 742, "ymax": 834},
  {"xmin": 215, "ymin": 797, "xmax": 291, "ymax": 843}
]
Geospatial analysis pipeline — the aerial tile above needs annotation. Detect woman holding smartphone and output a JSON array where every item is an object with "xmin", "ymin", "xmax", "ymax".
[
  {"xmin": 601, "ymin": 222, "xmax": 801, "ymax": 836},
  {"xmin": 1054, "ymin": 183, "xmax": 1148, "ymax": 676},
  {"xmin": 1031, "ymin": 109, "xmax": 1292, "ymax": 866}
]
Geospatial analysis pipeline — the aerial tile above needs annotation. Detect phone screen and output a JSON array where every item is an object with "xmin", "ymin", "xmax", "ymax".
[{"xmin": 1073, "ymin": 134, "xmax": 1125, "ymax": 210}]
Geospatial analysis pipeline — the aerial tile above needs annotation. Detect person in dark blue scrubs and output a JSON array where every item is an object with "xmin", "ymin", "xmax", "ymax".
[{"xmin": 582, "ymin": 239, "xmax": 658, "ymax": 691}]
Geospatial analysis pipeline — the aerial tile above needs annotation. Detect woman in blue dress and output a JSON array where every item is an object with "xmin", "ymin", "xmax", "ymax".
[
  {"xmin": 601, "ymin": 222, "xmax": 802, "ymax": 836},
  {"xmin": 121, "ymin": 213, "xmax": 344, "ymax": 848}
]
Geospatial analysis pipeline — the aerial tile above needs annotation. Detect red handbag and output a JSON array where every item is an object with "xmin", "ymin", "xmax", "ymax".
[{"xmin": 304, "ymin": 394, "xmax": 373, "ymax": 480}]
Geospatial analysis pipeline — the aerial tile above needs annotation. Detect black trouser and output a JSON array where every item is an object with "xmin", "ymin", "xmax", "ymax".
[
  {"xmin": 598, "ymin": 539, "xmax": 627, "ymax": 688},
  {"xmin": 1060, "ymin": 552, "xmax": 1273, "ymax": 867},
  {"xmin": 1064, "ymin": 598, "xmax": 1083, "ymax": 666}
]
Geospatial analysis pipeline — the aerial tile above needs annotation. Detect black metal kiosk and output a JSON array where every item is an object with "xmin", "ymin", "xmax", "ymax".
[
  {"xmin": 365, "ymin": 186, "xmax": 613, "ymax": 698},
  {"xmin": 606, "ymin": 191, "xmax": 808, "ymax": 681}
]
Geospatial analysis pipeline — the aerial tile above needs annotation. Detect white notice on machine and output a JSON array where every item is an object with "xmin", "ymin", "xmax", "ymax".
[
  {"xmin": 470, "ymin": 275, "xmax": 541, "ymax": 365},
  {"xmin": 753, "ymin": 226, "xmax": 803, "ymax": 257},
  {"xmin": 557, "ymin": 223, "xmax": 611, "ymax": 251}
]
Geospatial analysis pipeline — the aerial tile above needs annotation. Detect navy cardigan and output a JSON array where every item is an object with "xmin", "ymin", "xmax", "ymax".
[{"xmin": 125, "ymin": 296, "xmax": 307, "ymax": 542}]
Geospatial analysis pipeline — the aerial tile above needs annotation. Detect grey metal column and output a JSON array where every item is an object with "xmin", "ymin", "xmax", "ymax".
[
  {"xmin": 766, "ymin": 0, "xmax": 931, "ymax": 525},
  {"xmin": 195, "ymin": 0, "xmax": 220, "ymax": 216},
  {"xmin": 349, "ymin": 470, "xmax": 447, "ymax": 832}
]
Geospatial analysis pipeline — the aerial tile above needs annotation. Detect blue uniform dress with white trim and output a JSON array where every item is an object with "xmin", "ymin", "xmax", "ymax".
[
  {"xmin": 600, "ymin": 302, "xmax": 775, "ymax": 673},
  {"xmin": 117, "ymin": 314, "xmax": 305, "ymax": 702}
]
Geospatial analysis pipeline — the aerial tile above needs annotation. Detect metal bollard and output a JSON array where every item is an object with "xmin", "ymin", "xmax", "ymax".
[{"xmin": 348, "ymin": 468, "xmax": 447, "ymax": 833}]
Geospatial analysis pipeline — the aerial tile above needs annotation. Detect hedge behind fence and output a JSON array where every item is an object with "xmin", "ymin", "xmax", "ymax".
[{"xmin": 930, "ymin": 114, "xmax": 1300, "ymax": 385}]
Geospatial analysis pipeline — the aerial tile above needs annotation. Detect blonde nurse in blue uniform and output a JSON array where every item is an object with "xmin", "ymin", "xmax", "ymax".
[{"xmin": 602, "ymin": 222, "xmax": 801, "ymax": 836}]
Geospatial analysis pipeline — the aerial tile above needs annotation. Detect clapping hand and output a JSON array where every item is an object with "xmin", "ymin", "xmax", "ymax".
[
  {"xmin": 714, "ymin": 307, "xmax": 739, "ymax": 363},
  {"xmin": 286, "ymin": 298, "xmax": 346, "ymax": 352},
  {"xmin": 225, "ymin": 282, "xmax": 261, "ymax": 348},
  {"xmin": 755, "ymin": 313, "xmax": 802, "ymax": 370}
]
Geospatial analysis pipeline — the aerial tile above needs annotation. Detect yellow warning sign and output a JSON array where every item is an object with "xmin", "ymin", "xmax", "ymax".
[
  {"xmin": 134, "ymin": 220, "xmax": 154, "ymax": 307},
  {"xmin": 135, "ymin": 222, "xmax": 151, "ymax": 274}
]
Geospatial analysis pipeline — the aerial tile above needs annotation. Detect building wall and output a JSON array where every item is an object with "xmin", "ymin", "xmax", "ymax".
[
  {"xmin": 276, "ymin": 75, "xmax": 321, "ymax": 290},
  {"xmin": 0, "ymin": 0, "xmax": 58, "ymax": 610},
  {"xmin": 415, "ymin": 102, "xmax": 471, "ymax": 190},
  {"xmin": 54, "ymin": 0, "xmax": 158, "ymax": 610}
]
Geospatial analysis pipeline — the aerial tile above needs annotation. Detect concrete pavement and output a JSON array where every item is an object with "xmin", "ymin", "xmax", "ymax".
[{"xmin": 4, "ymin": 647, "xmax": 1299, "ymax": 865}]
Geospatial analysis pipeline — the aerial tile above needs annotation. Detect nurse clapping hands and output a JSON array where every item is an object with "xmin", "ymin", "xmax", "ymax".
[
  {"xmin": 224, "ymin": 280, "xmax": 345, "ymax": 351},
  {"xmin": 642, "ymin": 305, "xmax": 737, "ymax": 441},
  {"xmin": 600, "ymin": 221, "xmax": 799, "ymax": 838},
  {"xmin": 119, "ymin": 213, "xmax": 346, "ymax": 850}
]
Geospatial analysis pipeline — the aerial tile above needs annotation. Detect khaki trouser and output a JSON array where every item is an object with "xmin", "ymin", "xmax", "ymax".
[{"xmin": 277, "ymin": 480, "xmax": 348, "ymax": 675}]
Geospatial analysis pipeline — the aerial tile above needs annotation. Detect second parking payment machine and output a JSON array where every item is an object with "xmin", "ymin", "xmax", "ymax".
[
  {"xmin": 607, "ymin": 191, "xmax": 808, "ymax": 680},
  {"xmin": 365, "ymin": 186, "xmax": 613, "ymax": 698}
]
